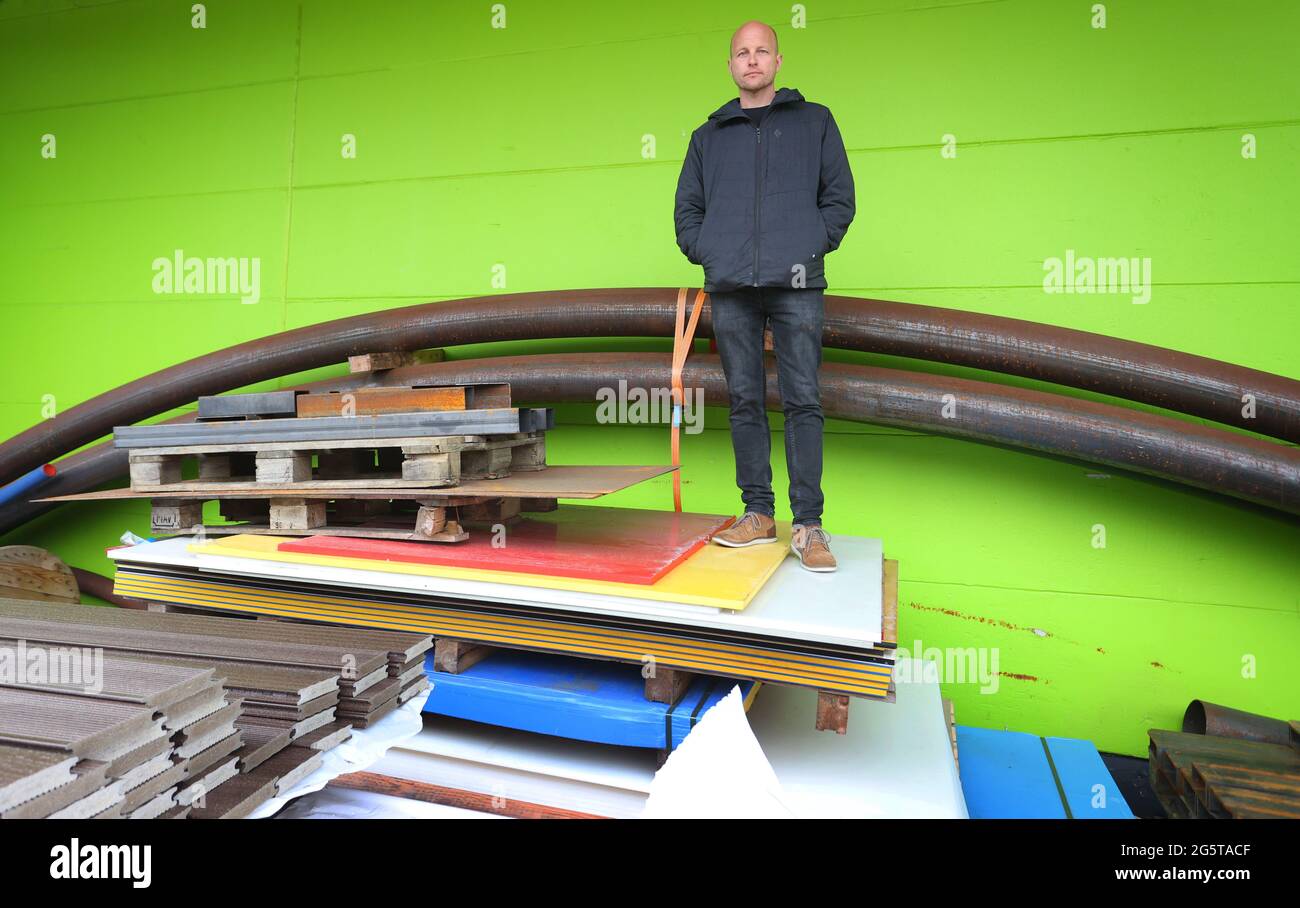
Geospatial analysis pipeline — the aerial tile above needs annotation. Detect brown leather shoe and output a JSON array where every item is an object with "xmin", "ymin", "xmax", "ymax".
[
  {"xmin": 710, "ymin": 512, "xmax": 777, "ymax": 547},
  {"xmin": 791, "ymin": 524, "xmax": 837, "ymax": 572}
]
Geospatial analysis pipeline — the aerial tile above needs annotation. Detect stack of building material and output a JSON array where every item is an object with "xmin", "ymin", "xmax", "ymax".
[
  {"xmin": 108, "ymin": 505, "xmax": 897, "ymax": 713},
  {"xmin": 108, "ymin": 382, "xmax": 556, "ymax": 542},
  {"xmin": 0, "ymin": 600, "xmax": 432, "ymax": 819},
  {"xmin": 0, "ymin": 654, "xmax": 227, "ymax": 818},
  {"xmin": 1149, "ymin": 700, "xmax": 1300, "ymax": 818},
  {"xmin": 330, "ymin": 669, "xmax": 964, "ymax": 819}
]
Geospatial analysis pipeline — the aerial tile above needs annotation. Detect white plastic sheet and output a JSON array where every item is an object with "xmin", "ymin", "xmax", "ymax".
[
  {"xmin": 249, "ymin": 694, "xmax": 428, "ymax": 819},
  {"xmin": 642, "ymin": 685, "xmax": 795, "ymax": 818}
]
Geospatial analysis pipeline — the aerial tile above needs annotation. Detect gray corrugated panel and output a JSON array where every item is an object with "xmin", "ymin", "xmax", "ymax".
[
  {"xmin": 162, "ymin": 685, "xmax": 229, "ymax": 731},
  {"xmin": 291, "ymin": 721, "xmax": 351, "ymax": 752},
  {"xmin": 238, "ymin": 707, "xmax": 337, "ymax": 741},
  {"xmin": 0, "ymin": 613, "xmax": 388, "ymax": 677},
  {"xmin": 0, "ymin": 642, "xmax": 215, "ymax": 710},
  {"xmin": 337, "ymin": 677, "xmax": 399, "ymax": 713},
  {"xmin": 232, "ymin": 723, "xmax": 291, "ymax": 773},
  {"xmin": 176, "ymin": 757, "xmax": 240, "ymax": 807},
  {"xmin": 347, "ymin": 696, "xmax": 399, "ymax": 728},
  {"xmin": 183, "ymin": 732, "xmax": 242, "ymax": 780},
  {"xmin": 340, "ymin": 664, "xmax": 392, "ymax": 698},
  {"xmin": 239, "ymin": 689, "xmax": 338, "ymax": 722},
  {"xmin": 114, "ymin": 408, "xmax": 532, "ymax": 447},
  {"xmin": 175, "ymin": 700, "xmax": 241, "ymax": 744},
  {"xmin": 118, "ymin": 751, "xmax": 176, "ymax": 792},
  {"xmin": 394, "ymin": 661, "xmax": 428, "ymax": 687},
  {"xmin": 0, "ymin": 745, "xmax": 77, "ymax": 812},
  {"xmin": 256, "ymin": 747, "xmax": 324, "ymax": 796},
  {"xmin": 188, "ymin": 773, "xmax": 277, "ymax": 819},
  {"xmin": 48, "ymin": 779, "xmax": 126, "ymax": 819},
  {"xmin": 177, "ymin": 724, "xmax": 238, "ymax": 760},
  {"xmin": 0, "ymin": 599, "xmax": 432, "ymax": 665},
  {"xmin": 122, "ymin": 762, "xmax": 186, "ymax": 814},
  {"xmin": 197, "ymin": 391, "xmax": 299, "ymax": 420},
  {"xmin": 104, "ymin": 736, "xmax": 172, "ymax": 780},
  {"xmin": 142, "ymin": 655, "xmax": 337, "ymax": 704},
  {"xmin": 393, "ymin": 652, "xmax": 429, "ymax": 675},
  {"xmin": 1, "ymin": 760, "xmax": 108, "ymax": 819},
  {"xmin": 0, "ymin": 687, "xmax": 165, "ymax": 760},
  {"xmin": 398, "ymin": 676, "xmax": 431, "ymax": 706},
  {"xmin": 127, "ymin": 787, "xmax": 178, "ymax": 819}
]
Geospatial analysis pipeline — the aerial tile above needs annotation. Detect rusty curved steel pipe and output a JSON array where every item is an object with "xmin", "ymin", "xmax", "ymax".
[
  {"xmin": 71, "ymin": 567, "xmax": 142, "ymax": 609},
  {"xmin": 1, "ymin": 288, "xmax": 1296, "ymax": 488},
  {"xmin": 4, "ymin": 353, "xmax": 1297, "ymax": 539},
  {"xmin": 1182, "ymin": 700, "xmax": 1293, "ymax": 745}
]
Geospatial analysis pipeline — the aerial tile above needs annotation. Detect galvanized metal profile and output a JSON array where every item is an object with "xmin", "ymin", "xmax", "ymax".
[{"xmin": 114, "ymin": 407, "xmax": 551, "ymax": 448}]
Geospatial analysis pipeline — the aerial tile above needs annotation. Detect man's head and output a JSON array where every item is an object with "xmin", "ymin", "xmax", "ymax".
[{"xmin": 728, "ymin": 20, "xmax": 781, "ymax": 94}]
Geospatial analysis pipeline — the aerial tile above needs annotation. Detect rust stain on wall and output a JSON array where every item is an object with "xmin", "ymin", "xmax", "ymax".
[
  {"xmin": 998, "ymin": 671, "xmax": 1047, "ymax": 683},
  {"xmin": 909, "ymin": 601, "xmax": 1054, "ymax": 637}
]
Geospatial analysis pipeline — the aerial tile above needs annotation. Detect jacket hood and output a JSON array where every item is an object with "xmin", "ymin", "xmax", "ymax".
[{"xmin": 708, "ymin": 86, "xmax": 804, "ymax": 123}]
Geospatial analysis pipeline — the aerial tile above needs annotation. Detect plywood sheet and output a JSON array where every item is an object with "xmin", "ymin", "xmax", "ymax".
[{"xmin": 38, "ymin": 465, "xmax": 675, "ymax": 501}]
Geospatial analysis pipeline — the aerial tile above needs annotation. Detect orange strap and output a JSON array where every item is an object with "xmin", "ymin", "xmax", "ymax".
[{"xmin": 670, "ymin": 287, "xmax": 707, "ymax": 511}]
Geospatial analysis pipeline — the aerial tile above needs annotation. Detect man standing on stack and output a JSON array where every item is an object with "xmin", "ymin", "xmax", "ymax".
[{"xmin": 674, "ymin": 19, "xmax": 855, "ymax": 572}]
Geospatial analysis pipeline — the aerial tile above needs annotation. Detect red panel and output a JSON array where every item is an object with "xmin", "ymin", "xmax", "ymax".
[{"xmin": 279, "ymin": 506, "xmax": 736, "ymax": 585}]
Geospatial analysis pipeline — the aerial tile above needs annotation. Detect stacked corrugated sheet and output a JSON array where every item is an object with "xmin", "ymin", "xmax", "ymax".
[
  {"xmin": 0, "ymin": 600, "xmax": 431, "ymax": 818},
  {"xmin": 0, "ymin": 654, "xmax": 228, "ymax": 818}
]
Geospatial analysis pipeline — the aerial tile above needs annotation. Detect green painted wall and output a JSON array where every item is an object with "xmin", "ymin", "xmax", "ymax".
[{"xmin": 1, "ymin": 0, "xmax": 1296, "ymax": 756}]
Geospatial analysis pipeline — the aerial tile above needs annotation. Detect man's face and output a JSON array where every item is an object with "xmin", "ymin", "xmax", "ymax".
[{"xmin": 728, "ymin": 25, "xmax": 780, "ymax": 92}]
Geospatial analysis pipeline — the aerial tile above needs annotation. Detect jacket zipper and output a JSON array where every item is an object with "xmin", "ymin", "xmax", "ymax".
[{"xmin": 753, "ymin": 124, "xmax": 761, "ymax": 286}]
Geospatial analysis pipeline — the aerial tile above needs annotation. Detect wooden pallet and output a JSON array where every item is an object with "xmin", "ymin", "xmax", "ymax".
[
  {"xmin": 149, "ymin": 495, "xmax": 555, "ymax": 542},
  {"xmin": 127, "ymin": 431, "xmax": 546, "ymax": 494}
]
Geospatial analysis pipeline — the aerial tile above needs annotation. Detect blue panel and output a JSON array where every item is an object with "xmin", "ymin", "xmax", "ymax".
[
  {"xmin": 1044, "ymin": 736, "xmax": 1136, "ymax": 819},
  {"xmin": 422, "ymin": 649, "xmax": 756, "ymax": 750},
  {"xmin": 955, "ymin": 726, "xmax": 1067, "ymax": 819}
]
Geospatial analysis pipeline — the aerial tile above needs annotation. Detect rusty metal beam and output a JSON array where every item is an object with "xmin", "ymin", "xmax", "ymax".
[
  {"xmin": 1183, "ymin": 700, "xmax": 1293, "ymax": 745},
  {"xmin": 1, "ymin": 289, "xmax": 1296, "ymax": 489}
]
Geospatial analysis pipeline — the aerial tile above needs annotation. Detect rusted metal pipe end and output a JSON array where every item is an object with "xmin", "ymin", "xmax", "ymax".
[{"xmin": 1182, "ymin": 699, "xmax": 1291, "ymax": 744}]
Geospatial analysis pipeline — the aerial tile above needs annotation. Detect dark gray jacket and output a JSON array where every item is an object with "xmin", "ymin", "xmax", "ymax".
[{"xmin": 674, "ymin": 86, "xmax": 855, "ymax": 292}]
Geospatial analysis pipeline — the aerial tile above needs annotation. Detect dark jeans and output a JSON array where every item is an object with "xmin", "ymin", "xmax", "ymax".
[{"xmin": 710, "ymin": 286, "xmax": 824, "ymax": 526}]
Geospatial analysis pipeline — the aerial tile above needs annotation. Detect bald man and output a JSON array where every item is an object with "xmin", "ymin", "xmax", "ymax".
[{"xmin": 674, "ymin": 21, "xmax": 855, "ymax": 572}]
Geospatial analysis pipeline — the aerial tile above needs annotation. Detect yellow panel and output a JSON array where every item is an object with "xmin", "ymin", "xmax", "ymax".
[{"xmin": 186, "ymin": 522, "xmax": 793, "ymax": 611}]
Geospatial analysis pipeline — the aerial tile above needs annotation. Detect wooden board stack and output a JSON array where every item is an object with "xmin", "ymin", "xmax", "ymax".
[
  {"xmin": 0, "ymin": 654, "xmax": 231, "ymax": 818},
  {"xmin": 0, "ymin": 599, "xmax": 431, "ymax": 819},
  {"xmin": 108, "ymin": 509, "xmax": 898, "ymax": 734}
]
